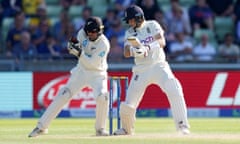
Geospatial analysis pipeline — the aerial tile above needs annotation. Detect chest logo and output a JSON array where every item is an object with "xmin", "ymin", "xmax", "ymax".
[
  {"xmin": 82, "ymin": 39, "xmax": 88, "ymax": 47},
  {"xmin": 91, "ymin": 47, "xmax": 96, "ymax": 50},
  {"xmin": 146, "ymin": 27, "xmax": 151, "ymax": 34}
]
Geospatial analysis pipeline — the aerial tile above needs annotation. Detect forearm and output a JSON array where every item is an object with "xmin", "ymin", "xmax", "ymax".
[
  {"xmin": 158, "ymin": 39, "xmax": 166, "ymax": 48},
  {"xmin": 124, "ymin": 45, "xmax": 132, "ymax": 58},
  {"xmin": 154, "ymin": 33, "xmax": 166, "ymax": 48}
]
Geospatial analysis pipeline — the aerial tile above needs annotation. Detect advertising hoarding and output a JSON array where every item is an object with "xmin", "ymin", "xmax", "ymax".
[{"xmin": 33, "ymin": 71, "xmax": 240, "ymax": 109}]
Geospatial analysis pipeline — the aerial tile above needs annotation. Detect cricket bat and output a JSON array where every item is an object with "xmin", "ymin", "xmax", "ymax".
[{"xmin": 127, "ymin": 37, "xmax": 142, "ymax": 47}]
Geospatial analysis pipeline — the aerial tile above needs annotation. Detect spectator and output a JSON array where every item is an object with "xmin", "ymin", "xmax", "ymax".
[
  {"xmin": 52, "ymin": 10, "xmax": 73, "ymax": 44},
  {"xmin": 0, "ymin": 5, "xmax": 3, "ymax": 28},
  {"xmin": 136, "ymin": 0, "xmax": 160, "ymax": 20},
  {"xmin": 31, "ymin": 18, "xmax": 60, "ymax": 59},
  {"xmin": 12, "ymin": 31, "xmax": 38, "ymax": 61},
  {"xmin": 206, "ymin": 0, "xmax": 234, "ymax": 17},
  {"xmin": 61, "ymin": 23, "xmax": 76, "ymax": 55},
  {"xmin": 193, "ymin": 34, "xmax": 216, "ymax": 61},
  {"xmin": 105, "ymin": 17, "xmax": 125, "ymax": 48},
  {"xmin": 60, "ymin": 0, "xmax": 72, "ymax": 11},
  {"xmin": 218, "ymin": 33, "xmax": 240, "ymax": 62},
  {"xmin": 165, "ymin": 0, "xmax": 190, "ymax": 27},
  {"xmin": 73, "ymin": 6, "xmax": 92, "ymax": 31},
  {"xmin": 12, "ymin": 31, "xmax": 38, "ymax": 70},
  {"xmin": 236, "ymin": 23, "xmax": 240, "ymax": 45},
  {"xmin": 21, "ymin": 0, "xmax": 46, "ymax": 17},
  {"xmin": 28, "ymin": 5, "xmax": 50, "ymax": 28},
  {"xmin": 165, "ymin": 5, "xmax": 192, "ymax": 37},
  {"xmin": 234, "ymin": 0, "xmax": 240, "ymax": 44},
  {"xmin": 5, "ymin": 11, "xmax": 27, "ymax": 57},
  {"xmin": 103, "ymin": 7, "xmax": 117, "ymax": 33},
  {"xmin": 108, "ymin": 35, "xmax": 124, "ymax": 62},
  {"xmin": 234, "ymin": 0, "xmax": 240, "ymax": 21},
  {"xmin": 52, "ymin": 10, "xmax": 76, "ymax": 54},
  {"xmin": 169, "ymin": 32, "xmax": 193, "ymax": 62},
  {"xmin": 1, "ymin": 0, "xmax": 21, "ymax": 17},
  {"xmin": 114, "ymin": 0, "xmax": 135, "ymax": 16},
  {"xmin": 164, "ymin": 4, "xmax": 192, "ymax": 54},
  {"xmin": 154, "ymin": 9, "xmax": 167, "ymax": 31},
  {"xmin": 189, "ymin": 0, "xmax": 214, "ymax": 30},
  {"xmin": 27, "ymin": 5, "xmax": 52, "ymax": 52},
  {"xmin": 72, "ymin": 0, "xmax": 87, "ymax": 6}
]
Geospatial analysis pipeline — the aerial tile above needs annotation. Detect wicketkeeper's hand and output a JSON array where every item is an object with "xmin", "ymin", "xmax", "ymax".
[{"xmin": 67, "ymin": 37, "xmax": 82, "ymax": 57}]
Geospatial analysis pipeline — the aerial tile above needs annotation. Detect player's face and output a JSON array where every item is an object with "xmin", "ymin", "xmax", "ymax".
[
  {"xmin": 87, "ymin": 31, "xmax": 98, "ymax": 41},
  {"xmin": 128, "ymin": 18, "xmax": 137, "ymax": 28}
]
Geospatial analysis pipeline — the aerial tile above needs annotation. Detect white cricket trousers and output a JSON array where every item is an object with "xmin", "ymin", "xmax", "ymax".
[{"xmin": 126, "ymin": 62, "xmax": 189, "ymax": 129}]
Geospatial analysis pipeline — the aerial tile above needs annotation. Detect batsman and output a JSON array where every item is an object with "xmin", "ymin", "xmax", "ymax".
[
  {"xmin": 114, "ymin": 5, "xmax": 190, "ymax": 135},
  {"xmin": 29, "ymin": 16, "xmax": 110, "ymax": 137}
]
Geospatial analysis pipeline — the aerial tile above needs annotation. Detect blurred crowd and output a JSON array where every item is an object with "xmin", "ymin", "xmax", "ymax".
[{"xmin": 0, "ymin": 0, "xmax": 240, "ymax": 64}]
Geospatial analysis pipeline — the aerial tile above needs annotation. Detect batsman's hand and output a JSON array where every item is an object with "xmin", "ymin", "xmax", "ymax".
[
  {"xmin": 67, "ymin": 37, "xmax": 82, "ymax": 57},
  {"xmin": 127, "ymin": 37, "xmax": 141, "ymax": 47},
  {"xmin": 131, "ymin": 45, "xmax": 149, "ymax": 58}
]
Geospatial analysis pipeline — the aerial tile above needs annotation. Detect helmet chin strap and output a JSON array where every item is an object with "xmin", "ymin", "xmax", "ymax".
[
  {"xmin": 133, "ymin": 18, "xmax": 143, "ymax": 32},
  {"xmin": 86, "ymin": 30, "xmax": 102, "ymax": 41},
  {"xmin": 88, "ymin": 34, "xmax": 101, "ymax": 42},
  {"xmin": 88, "ymin": 36, "xmax": 98, "ymax": 42}
]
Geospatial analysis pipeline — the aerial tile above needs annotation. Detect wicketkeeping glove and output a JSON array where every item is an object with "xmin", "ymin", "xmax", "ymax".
[{"xmin": 67, "ymin": 37, "xmax": 82, "ymax": 57}]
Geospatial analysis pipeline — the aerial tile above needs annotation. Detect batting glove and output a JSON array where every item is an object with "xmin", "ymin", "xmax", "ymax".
[{"xmin": 130, "ymin": 45, "xmax": 150, "ymax": 58}]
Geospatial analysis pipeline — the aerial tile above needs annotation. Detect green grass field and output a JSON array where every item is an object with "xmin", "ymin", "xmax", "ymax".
[{"xmin": 0, "ymin": 118, "xmax": 239, "ymax": 144}]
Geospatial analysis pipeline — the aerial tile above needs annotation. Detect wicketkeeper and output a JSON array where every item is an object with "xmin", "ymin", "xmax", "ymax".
[{"xmin": 29, "ymin": 16, "xmax": 110, "ymax": 137}]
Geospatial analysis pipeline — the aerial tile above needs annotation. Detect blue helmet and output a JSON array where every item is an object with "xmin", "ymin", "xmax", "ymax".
[{"xmin": 123, "ymin": 5, "xmax": 144, "ymax": 24}]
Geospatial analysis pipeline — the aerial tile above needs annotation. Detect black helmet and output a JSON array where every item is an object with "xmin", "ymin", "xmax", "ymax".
[
  {"xmin": 123, "ymin": 5, "xmax": 144, "ymax": 24},
  {"xmin": 84, "ymin": 16, "xmax": 104, "ymax": 35}
]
